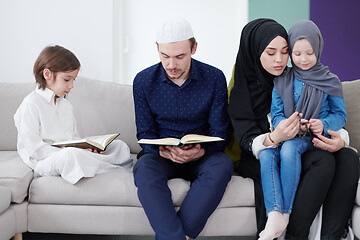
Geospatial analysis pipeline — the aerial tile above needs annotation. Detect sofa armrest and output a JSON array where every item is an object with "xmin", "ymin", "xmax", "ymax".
[{"xmin": 0, "ymin": 152, "xmax": 33, "ymax": 203}]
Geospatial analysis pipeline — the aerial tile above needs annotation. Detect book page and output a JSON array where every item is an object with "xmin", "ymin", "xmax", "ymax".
[
  {"xmin": 138, "ymin": 138, "xmax": 181, "ymax": 146},
  {"xmin": 52, "ymin": 138, "xmax": 86, "ymax": 146},
  {"xmin": 86, "ymin": 134, "xmax": 119, "ymax": 147},
  {"xmin": 180, "ymin": 134, "xmax": 224, "ymax": 144},
  {"xmin": 52, "ymin": 133, "xmax": 119, "ymax": 151}
]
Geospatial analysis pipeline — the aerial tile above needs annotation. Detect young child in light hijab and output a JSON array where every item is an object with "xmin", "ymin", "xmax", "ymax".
[{"xmin": 258, "ymin": 20, "xmax": 347, "ymax": 240}]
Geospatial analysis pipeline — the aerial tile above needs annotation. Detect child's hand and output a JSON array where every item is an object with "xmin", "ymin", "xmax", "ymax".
[
  {"xmin": 86, "ymin": 148, "xmax": 104, "ymax": 154},
  {"xmin": 309, "ymin": 119, "xmax": 323, "ymax": 135},
  {"xmin": 300, "ymin": 119, "xmax": 309, "ymax": 132}
]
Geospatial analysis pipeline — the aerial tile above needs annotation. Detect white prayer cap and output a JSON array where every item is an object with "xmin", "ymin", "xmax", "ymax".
[{"xmin": 156, "ymin": 18, "xmax": 194, "ymax": 43}]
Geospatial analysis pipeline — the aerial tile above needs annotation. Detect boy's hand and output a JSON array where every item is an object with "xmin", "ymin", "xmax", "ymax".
[
  {"xmin": 309, "ymin": 119, "xmax": 324, "ymax": 135},
  {"xmin": 86, "ymin": 148, "xmax": 104, "ymax": 154}
]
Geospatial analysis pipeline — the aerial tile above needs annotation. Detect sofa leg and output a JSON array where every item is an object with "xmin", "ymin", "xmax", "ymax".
[{"xmin": 13, "ymin": 233, "xmax": 23, "ymax": 240}]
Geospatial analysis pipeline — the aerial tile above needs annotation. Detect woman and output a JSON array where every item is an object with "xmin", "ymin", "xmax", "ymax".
[{"xmin": 228, "ymin": 18, "xmax": 359, "ymax": 240}]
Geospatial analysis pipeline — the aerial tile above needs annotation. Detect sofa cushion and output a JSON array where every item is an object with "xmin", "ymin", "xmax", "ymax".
[
  {"xmin": 29, "ymin": 171, "xmax": 190, "ymax": 207},
  {"xmin": 0, "ymin": 186, "xmax": 11, "ymax": 214},
  {"xmin": 0, "ymin": 82, "xmax": 36, "ymax": 151},
  {"xmin": 29, "ymin": 173, "xmax": 255, "ymax": 208},
  {"xmin": 218, "ymin": 176, "xmax": 254, "ymax": 207},
  {"xmin": 0, "ymin": 151, "xmax": 33, "ymax": 203},
  {"xmin": 67, "ymin": 77, "xmax": 141, "ymax": 154},
  {"xmin": 342, "ymin": 79, "xmax": 360, "ymax": 153}
]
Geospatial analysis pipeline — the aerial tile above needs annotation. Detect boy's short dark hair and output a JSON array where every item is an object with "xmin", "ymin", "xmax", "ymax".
[{"xmin": 33, "ymin": 45, "xmax": 81, "ymax": 90}]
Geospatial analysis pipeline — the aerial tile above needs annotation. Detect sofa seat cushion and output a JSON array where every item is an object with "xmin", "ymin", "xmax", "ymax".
[
  {"xmin": 29, "ymin": 171, "xmax": 255, "ymax": 208},
  {"xmin": 0, "ymin": 151, "xmax": 33, "ymax": 203},
  {"xmin": 218, "ymin": 176, "xmax": 254, "ymax": 208},
  {"xmin": 0, "ymin": 186, "xmax": 11, "ymax": 214},
  {"xmin": 29, "ymin": 171, "xmax": 190, "ymax": 207}
]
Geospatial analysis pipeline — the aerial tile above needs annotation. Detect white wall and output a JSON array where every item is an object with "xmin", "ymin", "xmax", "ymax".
[
  {"xmin": 121, "ymin": 0, "xmax": 247, "ymax": 85},
  {"xmin": 0, "ymin": 0, "xmax": 247, "ymax": 85},
  {"xmin": 0, "ymin": 0, "xmax": 114, "ymax": 83}
]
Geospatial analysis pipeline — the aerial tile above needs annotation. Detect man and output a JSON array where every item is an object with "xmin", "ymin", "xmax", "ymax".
[{"xmin": 133, "ymin": 18, "xmax": 233, "ymax": 240}]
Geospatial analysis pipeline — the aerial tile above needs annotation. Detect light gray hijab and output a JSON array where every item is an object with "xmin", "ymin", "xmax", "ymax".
[{"xmin": 274, "ymin": 20, "xmax": 343, "ymax": 120}]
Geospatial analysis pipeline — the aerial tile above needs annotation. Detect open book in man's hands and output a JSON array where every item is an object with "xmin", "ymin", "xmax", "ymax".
[
  {"xmin": 137, "ymin": 134, "xmax": 224, "ymax": 147},
  {"xmin": 52, "ymin": 133, "xmax": 120, "ymax": 152}
]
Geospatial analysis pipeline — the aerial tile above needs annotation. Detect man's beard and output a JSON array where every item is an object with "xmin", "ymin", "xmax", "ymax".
[{"xmin": 166, "ymin": 68, "xmax": 185, "ymax": 80}]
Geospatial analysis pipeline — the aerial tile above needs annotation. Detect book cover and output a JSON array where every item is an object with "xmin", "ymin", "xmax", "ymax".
[{"xmin": 52, "ymin": 133, "xmax": 120, "ymax": 152}]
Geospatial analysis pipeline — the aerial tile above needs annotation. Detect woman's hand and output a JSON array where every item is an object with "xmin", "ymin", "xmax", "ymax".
[
  {"xmin": 312, "ymin": 130, "xmax": 345, "ymax": 152},
  {"xmin": 269, "ymin": 112, "xmax": 299, "ymax": 144}
]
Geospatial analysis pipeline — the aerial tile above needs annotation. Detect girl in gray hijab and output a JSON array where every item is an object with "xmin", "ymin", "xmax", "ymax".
[{"xmin": 259, "ymin": 20, "xmax": 347, "ymax": 240}]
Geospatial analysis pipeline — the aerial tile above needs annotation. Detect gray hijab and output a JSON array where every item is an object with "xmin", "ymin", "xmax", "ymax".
[{"xmin": 274, "ymin": 20, "xmax": 343, "ymax": 120}]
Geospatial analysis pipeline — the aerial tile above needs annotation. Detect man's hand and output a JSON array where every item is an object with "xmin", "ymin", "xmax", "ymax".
[
  {"xmin": 159, "ymin": 144, "xmax": 205, "ymax": 164},
  {"xmin": 309, "ymin": 119, "xmax": 324, "ymax": 135}
]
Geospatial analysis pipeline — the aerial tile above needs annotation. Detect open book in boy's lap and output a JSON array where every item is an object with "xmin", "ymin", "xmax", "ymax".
[
  {"xmin": 52, "ymin": 133, "xmax": 120, "ymax": 152},
  {"xmin": 137, "ymin": 134, "xmax": 224, "ymax": 147}
]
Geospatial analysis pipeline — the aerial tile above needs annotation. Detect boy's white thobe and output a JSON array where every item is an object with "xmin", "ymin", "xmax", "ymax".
[{"xmin": 14, "ymin": 87, "xmax": 132, "ymax": 184}]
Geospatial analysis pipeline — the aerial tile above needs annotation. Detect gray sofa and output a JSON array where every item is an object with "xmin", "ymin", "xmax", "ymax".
[{"xmin": 0, "ymin": 77, "xmax": 359, "ymax": 240}]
